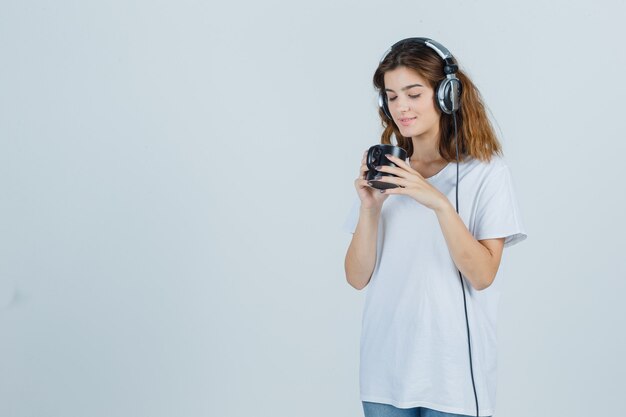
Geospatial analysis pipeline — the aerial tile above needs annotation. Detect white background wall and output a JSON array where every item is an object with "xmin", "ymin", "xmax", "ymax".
[{"xmin": 1, "ymin": 1, "xmax": 625, "ymax": 416}]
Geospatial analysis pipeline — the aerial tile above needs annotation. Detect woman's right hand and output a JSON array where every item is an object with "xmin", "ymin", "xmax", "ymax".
[{"xmin": 354, "ymin": 150, "xmax": 389, "ymax": 210}]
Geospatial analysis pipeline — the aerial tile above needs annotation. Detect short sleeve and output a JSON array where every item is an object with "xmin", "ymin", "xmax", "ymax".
[
  {"xmin": 474, "ymin": 165, "xmax": 528, "ymax": 248},
  {"xmin": 341, "ymin": 197, "xmax": 360, "ymax": 234}
]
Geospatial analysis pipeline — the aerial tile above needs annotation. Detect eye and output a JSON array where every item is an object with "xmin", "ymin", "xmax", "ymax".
[{"xmin": 387, "ymin": 94, "xmax": 420, "ymax": 101}]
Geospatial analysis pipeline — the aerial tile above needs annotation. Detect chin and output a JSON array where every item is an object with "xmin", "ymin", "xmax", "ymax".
[{"xmin": 399, "ymin": 127, "xmax": 420, "ymax": 138}]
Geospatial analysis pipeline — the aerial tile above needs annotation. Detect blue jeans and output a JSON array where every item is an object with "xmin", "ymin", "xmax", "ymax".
[{"xmin": 362, "ymin": 401, "xmax": 491, "ymax": 417}]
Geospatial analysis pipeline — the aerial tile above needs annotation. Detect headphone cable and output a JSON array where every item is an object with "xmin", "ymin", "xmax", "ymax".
[{"xmin": 453, "ymin": 111, "xmax": 480, "ymax": 417}]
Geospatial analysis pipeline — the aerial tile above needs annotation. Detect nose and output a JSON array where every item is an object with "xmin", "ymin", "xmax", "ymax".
[{"xmin": 392, "ymin": 95, "xmax": 410, "ymax": 113}]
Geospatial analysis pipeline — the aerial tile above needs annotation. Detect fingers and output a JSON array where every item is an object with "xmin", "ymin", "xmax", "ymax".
[
  {"xmin": 360, "ymin": 163, "xmax": 368, "ymax": 178},
  {"xmin": 375, "ymin": 175, "xmax": 404, "ymax": 187},
  {"xmin": 375, "ymin": 157, "xmax": 413, "ymax": 179},
  {"xmin": 360, "ymin": 149, "xmax": 368, "ymax": 179},
  {"xmin": 356, "ymin": 178, "xmax": 374, "ymax": 190},
  {"xmin": 384, "ymin": 153, "xmax": 414, "ymax": 173}
]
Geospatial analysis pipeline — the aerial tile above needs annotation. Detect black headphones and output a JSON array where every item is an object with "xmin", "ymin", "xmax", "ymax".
[{"xmin": 377, "ymin": 37, "xmax": 462, "ymax": 118}]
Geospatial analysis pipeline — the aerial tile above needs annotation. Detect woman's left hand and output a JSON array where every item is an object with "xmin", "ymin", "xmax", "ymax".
[{"xmin": 374, "ymin": 153, "xmax": 450, "ymax": 212}]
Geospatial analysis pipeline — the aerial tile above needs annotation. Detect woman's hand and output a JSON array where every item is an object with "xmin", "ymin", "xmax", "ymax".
[
  {"xmin": 354, "ymin": 150, "xmax": 389, "ymax": 210},
  {"xmin": 373, "ymin": 153, "xmax": 450, "ymax": 211}
]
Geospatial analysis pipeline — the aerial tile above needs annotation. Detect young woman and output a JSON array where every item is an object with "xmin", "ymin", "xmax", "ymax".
[{"xmin": 342, "ymin": 38, "xmax": 527, "ymax": 417}]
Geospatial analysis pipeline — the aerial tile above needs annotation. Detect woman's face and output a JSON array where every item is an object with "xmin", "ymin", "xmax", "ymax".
[{"xmin": 383, "ymin": 66, "xmax": 441, "ymax": 140}]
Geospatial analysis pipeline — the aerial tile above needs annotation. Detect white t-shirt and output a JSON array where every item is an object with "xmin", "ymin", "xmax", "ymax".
[{"xmin": 342, "ymin": 154, "xmax": 527, "ymax": 416}]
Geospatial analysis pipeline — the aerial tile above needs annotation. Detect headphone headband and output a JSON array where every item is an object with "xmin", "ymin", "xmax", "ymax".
[{"xmin": 380, "ymin": 37, "xmax": 459, "ymax": 74}]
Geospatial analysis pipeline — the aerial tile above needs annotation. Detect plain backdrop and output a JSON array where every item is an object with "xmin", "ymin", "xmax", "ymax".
[{"xmin": 1, "ymin": 1, "xmax": 625, "ymax": 416}]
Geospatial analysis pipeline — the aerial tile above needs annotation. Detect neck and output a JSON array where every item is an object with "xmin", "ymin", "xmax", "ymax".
[{"xmin": 410, "ymin": 131, "xmax": 444, "ymax": 163}]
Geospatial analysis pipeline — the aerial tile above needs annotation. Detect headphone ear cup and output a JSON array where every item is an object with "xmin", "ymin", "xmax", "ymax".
[
  {"xmin": 437, "ymin": 77, "xmax": 462, "ymax": 114},
  {"xmin": 378, "ymin": 91, "xmax": 392, "ymax": 120}
]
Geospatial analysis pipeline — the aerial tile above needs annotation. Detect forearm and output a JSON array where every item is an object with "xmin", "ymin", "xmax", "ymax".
[
  {"xmin": 434, "ymin": 199, "xmax": 496, "ymax": 291},
  {"xmin": 344, "ymin": 207, "xmax": 381, "ymax": 290}
]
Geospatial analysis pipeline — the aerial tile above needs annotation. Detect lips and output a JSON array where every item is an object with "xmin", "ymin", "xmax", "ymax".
[{"xmin": 399, "ymin": 117, "xmax": 416, "ymax": 126}]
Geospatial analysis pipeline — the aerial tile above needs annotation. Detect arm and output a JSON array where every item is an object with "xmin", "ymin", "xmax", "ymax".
[
  {"xmin": 434, "ymin": 199, "xmax": 505, "ymax": 291},
  {"xmin": 344, "ymin": 207, "xmax": 381, "ymax": 290}
]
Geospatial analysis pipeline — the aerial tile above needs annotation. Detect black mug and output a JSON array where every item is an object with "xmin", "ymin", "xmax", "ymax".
[{"xmin": 365, "ymin": 144, "xmax": 408, "ymax": 190}]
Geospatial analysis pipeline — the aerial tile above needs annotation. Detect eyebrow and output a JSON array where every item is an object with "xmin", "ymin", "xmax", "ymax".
[{"xmin": 384, "ymin": 83, "xmax": 424, "ymax": 92}]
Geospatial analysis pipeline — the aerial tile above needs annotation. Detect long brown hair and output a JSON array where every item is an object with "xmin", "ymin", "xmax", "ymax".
[{"xmin": 373, "ymin": 40, "xmax": 502, "ymax": 162}]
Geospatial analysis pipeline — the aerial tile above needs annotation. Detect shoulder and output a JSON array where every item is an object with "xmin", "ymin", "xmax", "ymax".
[
  {"xmin": 464, "ymin": 153, "xmax": 511, "ymax": 179},
  {"xmin": 456, "ymin": 154, "xmax": 512, "ymax": 192},
  {"xmin": 472, "ymin": 153, "xmax": 508, "ymax": 171}
]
